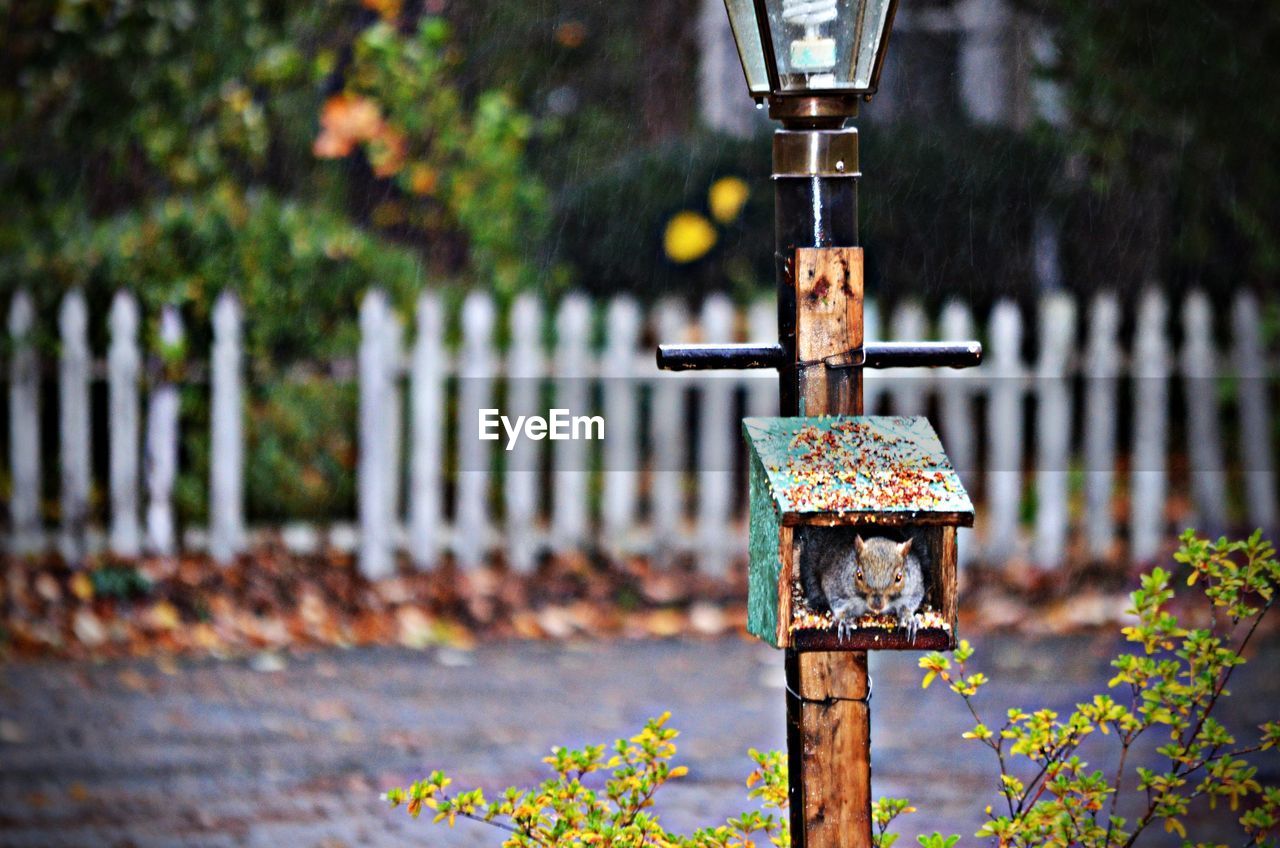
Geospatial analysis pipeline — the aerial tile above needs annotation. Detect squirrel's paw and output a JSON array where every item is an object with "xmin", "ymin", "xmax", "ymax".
[{"xmin": 899, "ymin": 610, "xmax": 919, "ymax": 642}]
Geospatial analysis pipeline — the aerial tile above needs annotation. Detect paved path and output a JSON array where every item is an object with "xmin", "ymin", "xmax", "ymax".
[{"xmin": 1, "ymin": 635, "xmax": 1275, "ymax": 847}]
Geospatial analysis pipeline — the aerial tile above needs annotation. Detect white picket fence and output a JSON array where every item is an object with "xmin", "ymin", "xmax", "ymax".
[{"xmin": 4, "ymin": 288, "xmax": 1277, "ymax": 577}]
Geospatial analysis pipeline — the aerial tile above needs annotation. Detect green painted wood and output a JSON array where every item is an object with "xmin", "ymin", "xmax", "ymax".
[
  {"xmin": 747, "ymin": 447, "xmax": 782, "ymax": 646},
  {"xmin": 743, "ymin": 416, "xmax": 973, "ymax": 524}
]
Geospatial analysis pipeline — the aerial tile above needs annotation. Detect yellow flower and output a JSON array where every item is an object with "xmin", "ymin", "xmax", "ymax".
[
  {"xmin": 663, "ymin": 211, "xmax": 717, "ymax": 263},
  {"xmin": 708, "ymin": 176, "xmax": 750, "ymax": 224}
]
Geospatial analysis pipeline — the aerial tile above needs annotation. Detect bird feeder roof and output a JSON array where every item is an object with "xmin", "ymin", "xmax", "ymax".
[{"xmin": 742, "ymin": 416, "xmax": 973, "ymax": 526}]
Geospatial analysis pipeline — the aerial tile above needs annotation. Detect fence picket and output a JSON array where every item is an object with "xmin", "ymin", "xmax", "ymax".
[
  {"xmin": 457, "ymin": 292, "xmax": 496, "ymax": 568},
  {"xmin": 939, "ymin": 301, "xmax": 978, "ymax": 565},
  {"xmin": 863, "ymin": 299, "xmax": 884, "ymax": 414},
  {"xmin": 1180, "ymin": 292, "xmax": 1227, "ymax": 538},
  {"xmin": 385, "ymin": 311, "xmax": 405, "ymax": 536},
  {"xmin": 889, "ymin": 301, "xmax": 929, "ymax": 416},
  {"xmin": 551, "ymin": 295, "xmax": 591, "ymax": 554},
  {"xmin": 1033, "ymin": 293, "xmax": 1075, "ymax": 569},
  {"xmin": 108, "ymin": 292, "xmax": 141, "ymax": 557},
  {"xmin": 8, "ymin": 292, "xmax": 41, "ymax": 554},
  {"xmin": 209, "ymin": 293, "xmax": 244, "ymax": 564},
  {"xmin": 1233, "ymin": 292, "xmax": 1278, "ymax": 533},
  {"xmin": 985, "ymin": 301, "xmax": 1023, "ymax": 563},
  {"xmin": 145, "ymin": 306, "xmax": 183, "ymax": 556},
  {"xmin": 5, "ymin": 288, "xmax": 1277, "ymax": 568},
  {"xmin": 58, "ymin": 290, "xmax": 91, "ymax": 564},
  {"xmin": 1084, "ymin": 294, "xmax": 1120, "ymax": 560},
  {"xmin": 358, "ymin": 291, "xmax": 394, "ymax": 577},
  {"xmin": 746, "ymin": 298, "xmax": 778, "ymax": 418},
  {"xmin": 602, "ymin": 297, "xmax": 641, "ymax": 553},
  {"xmin": 1130, "ymin": 290, "xmax": 1170, "ymax": 563},
  {"xmin": 409, "ymin": 292, "xmax": 446, "ymax": 569},
  {"xmin": 650, "ymin": 299, "xmax": 689, "ymax": 566},
  {"xmin": 696, "ymin": 295, "xmax": 735, "ymax": 576},
  {"xmin": 503, "ymin": 295, "xmax": 543, "ymax": 572}
]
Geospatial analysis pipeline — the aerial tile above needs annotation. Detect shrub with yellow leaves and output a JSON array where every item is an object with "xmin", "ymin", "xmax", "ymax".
[
  {"xmin": 314, "ymin": 17, "xmax": 550, "ymax": 295},
  {"xmin": 389, "ymin": 530, "xmax": 1279, "ymax": 848},
  {"xmin": 917, "ymin": 529, "xmax": 1279, "ymax": 847},
  {"xmin": 387, "ymin": 713, "xmax": 791, "ymax": 847}
]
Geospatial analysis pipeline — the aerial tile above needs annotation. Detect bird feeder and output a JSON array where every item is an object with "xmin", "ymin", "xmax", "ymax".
[{"xmin": 744, "ymin": 415, "xmax": 973, "ymax": 651}]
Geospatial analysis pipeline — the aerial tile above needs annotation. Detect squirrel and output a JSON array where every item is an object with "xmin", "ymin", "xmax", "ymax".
[{"xmin": 798, "ymin": 529, "xmax": 927, "ymax": 641}]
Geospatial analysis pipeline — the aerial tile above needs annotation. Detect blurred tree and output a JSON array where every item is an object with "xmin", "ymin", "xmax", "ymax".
[
  {"xmin": 0, "ymin": 0, "xmax": 549, "ymax": 312},
  {"xmin": 0, "ymin": 0, "xmax": 548, "ymax": 522},
  {"xmin": 1028, "ymin": 0, "xmax": 1280, "ymax": 296}
]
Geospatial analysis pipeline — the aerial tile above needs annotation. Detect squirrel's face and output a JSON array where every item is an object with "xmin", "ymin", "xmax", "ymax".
[
  {"xmin": 851, "ymin": 562, "xmax": 906, "ymax": 613},
  {"xmin": 851, "ymin": 536, "xmax": 913, "ymax": 613}
]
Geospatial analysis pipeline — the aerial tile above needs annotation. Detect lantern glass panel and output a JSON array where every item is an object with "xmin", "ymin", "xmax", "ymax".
[
  {"xmin": 725, "ymin": 0, "xmax": 772, "ymax": 94},
  {"xmin": 762, "ymin": 0, "xmax": 893, "ymax": 93}
]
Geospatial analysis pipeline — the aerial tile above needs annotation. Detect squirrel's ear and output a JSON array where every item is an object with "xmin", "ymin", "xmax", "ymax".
[
  {"xmin": 854, "ymin": 535, "xmax": 865, "ymax": 554},
  {"xmin": 898, "ymin": 538, "xmax": 913, "ymax": 557}
]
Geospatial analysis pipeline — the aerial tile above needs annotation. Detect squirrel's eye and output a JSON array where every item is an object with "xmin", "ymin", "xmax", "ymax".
[
  {"xmin": 895, "ymin": 572, "xmax": 903, "ymax": 583},
  {"xmin": 856, "ymin": 569, "xmax": 863, "ymax": 580}
]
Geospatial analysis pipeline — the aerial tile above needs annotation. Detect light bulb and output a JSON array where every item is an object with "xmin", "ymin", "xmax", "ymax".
[{"xmin": 782, "ymin": 0, "xmax": 837, "ymax": 85}]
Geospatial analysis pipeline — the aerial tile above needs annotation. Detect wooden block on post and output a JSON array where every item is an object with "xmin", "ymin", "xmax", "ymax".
[{"xmin": 794, "ymin": 247, "xmax": 863, "ymax": 416}]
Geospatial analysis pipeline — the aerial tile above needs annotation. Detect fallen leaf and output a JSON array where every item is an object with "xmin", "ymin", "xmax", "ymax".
[
  {"xmin": 72, "ymin": 609, "xmax": 106, "ymax": 647},
  {"xmin": 250, "ymin": 652, "xmax": 286, "ymax": 673},
  {"xmin": 0, "ymin": 719, "xmax": 25, "ymax": 744}
]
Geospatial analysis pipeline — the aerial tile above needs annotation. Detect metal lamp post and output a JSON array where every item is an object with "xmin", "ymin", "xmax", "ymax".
[{"xmin": 657, "ymin": 4, "xmax": 982, "ymax": 846}]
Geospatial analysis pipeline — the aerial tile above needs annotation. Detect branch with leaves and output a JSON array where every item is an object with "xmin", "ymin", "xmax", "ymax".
[
  {"xmin": 387, "ymin": 530, "xmax": 1278, "ymax": 848},
  {"xmin": 918, "ymin": 529, "xmax": 1279, "ymax": 847}
]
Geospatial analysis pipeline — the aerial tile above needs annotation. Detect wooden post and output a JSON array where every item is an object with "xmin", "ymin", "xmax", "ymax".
[{"xmin": 787, "ymin": 245, "xmax": 871, "ymax": 848}]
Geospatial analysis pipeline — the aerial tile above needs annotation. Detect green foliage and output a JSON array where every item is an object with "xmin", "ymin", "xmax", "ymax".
[
  {"xmin": 918, "ymin": 529, "xmax": 1279, "ymax": 846},
  {"xmin": 180, "ymin": 378, "xmax": 359, "ymax": 522},
  {"xmin": 321, "ymin": 15, "xmax": 553, "ymax": 295},
  {"xmin": 390, "ymin": 530, "xmax": 1278, "ymax": 847},
  {"xmin": 29, "ymin": 188, "xmax": 421, "ymax": 360},
  {"xmin": 89, "ymin": 564, "xmax": 152, "ymax": 601},
  {"xmin": 386, "ymin": 713, "xmax": 791, "ymax": 848},
  {"xmin": 872, "ymin": 797, "xmax": 917, "ymax": 848},
  {"xmin": 1, "ymin": 1, "xmax": 547, "ymax": 299},
  {"xmin": 0, "ymin": 1, "xmax": 550, "ymax": 521}
]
